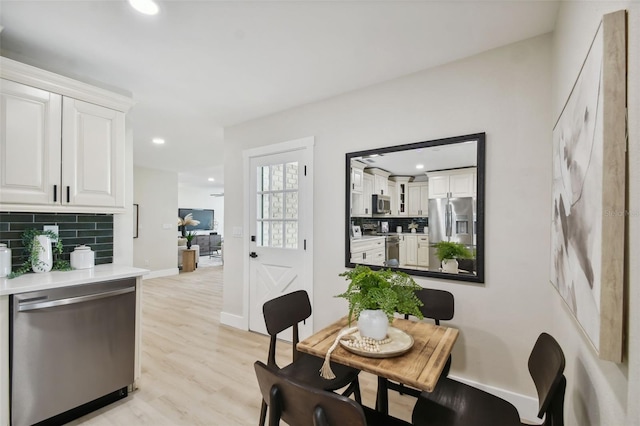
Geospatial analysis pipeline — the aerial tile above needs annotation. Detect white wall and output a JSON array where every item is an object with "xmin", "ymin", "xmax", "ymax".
[
  {"xmin": 223, "ymin": 33, "xmax": 555, "ymax": 403},
  {"xmin": 551, "ymin": 2, "xmax": 639, "ymax": 425},
  {"xmin": 178, "ymin": 185, "xmax": 224, "ymax": 237},
  {"xmin": 133, "ymin": 166, "xmax": 179, "ymax": 276}
]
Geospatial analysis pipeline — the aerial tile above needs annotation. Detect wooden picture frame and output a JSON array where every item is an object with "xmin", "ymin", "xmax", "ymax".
[{"xmin": 550, "ymin": 10, "xmax": 627, "ymax": 362}]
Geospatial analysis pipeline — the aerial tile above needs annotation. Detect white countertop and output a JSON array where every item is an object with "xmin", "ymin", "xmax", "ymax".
[{"xmin": 0, "ymin": 264, "xmax": 149, "ymax": 296}]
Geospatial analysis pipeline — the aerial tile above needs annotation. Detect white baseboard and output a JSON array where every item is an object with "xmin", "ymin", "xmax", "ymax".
[
  {"xmin": 220, "ymin": 311, "xmax": 246, "ymax": 330},
  {"xmin": 449, "ymin": 374, "xmax": 539, "ymax": 423},
  {"xmin": 143, "ymin": 268, "xmax": 178, "ymax": 280}
]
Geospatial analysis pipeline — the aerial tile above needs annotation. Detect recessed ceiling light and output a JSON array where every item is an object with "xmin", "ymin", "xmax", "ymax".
[
  {"xmin": 128, "ymin": 0, "xmax": 159, "ymax": 15},
  {"xmin": 208, "ymin": 178, "xmax": 215, "ymax": 182},
  {"xmin": 416, "ymin": 164, "xmax": 424, "ymax": 170},
  {"xmin": 152, "ymin": 138, "xmax": 165, "ymax": 145}
]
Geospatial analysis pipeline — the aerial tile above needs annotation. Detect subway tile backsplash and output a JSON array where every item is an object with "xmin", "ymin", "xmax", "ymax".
[{"xmin": 0, "ymin": 212, "xmax": 113, "ymax": 270}]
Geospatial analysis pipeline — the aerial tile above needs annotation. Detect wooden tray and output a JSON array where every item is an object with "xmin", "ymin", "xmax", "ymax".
[{"xmin": 339, "ymin": 326, "xmax": 414, "ymax": 358}]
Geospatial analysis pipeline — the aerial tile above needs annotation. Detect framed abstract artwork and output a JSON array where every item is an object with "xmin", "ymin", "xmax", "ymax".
[{"xmin": 550, "ymin": 10, "xmax": 627, "ymax": 362}]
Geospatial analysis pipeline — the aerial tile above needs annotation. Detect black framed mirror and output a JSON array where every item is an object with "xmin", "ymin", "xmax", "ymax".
[{"xmin": 345, "ymin": 133, "xmax": 485, "ymax": 283}]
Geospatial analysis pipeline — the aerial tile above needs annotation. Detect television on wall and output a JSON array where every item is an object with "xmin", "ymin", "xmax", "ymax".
[{"xmin": 178, "ymin": 208, "xmax": 215, "ymax": 231}]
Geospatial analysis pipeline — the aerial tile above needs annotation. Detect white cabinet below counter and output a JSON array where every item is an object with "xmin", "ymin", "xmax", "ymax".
[
  {"xmin": 350, "ymin": 236, "xmax": 385, "ymax": 266},
  {"xmin": 399, "ymin": 234, "xmax": 429, "ymax": 268}
]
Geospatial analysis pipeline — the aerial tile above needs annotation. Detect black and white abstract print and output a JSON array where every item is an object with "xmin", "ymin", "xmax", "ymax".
[{"xmin": 550, "ymin": 24, "xmax": 603, "ymax": 349}]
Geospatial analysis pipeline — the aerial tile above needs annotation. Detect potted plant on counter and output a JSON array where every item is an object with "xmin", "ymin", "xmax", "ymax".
[
  {"xmin": 433, "ymin": 241, "xmax": 472, "ymax": 274},
  {"xmin": 336, "ymin": 265, "xmax": 423, "ymax": 340},
  {"xmin": 8, "ymin": 229, "xmax": 71, "ymax": 278}
]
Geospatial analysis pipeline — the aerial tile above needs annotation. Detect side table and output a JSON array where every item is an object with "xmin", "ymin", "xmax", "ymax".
[{"xmin": 182, "ymin": 249, "xmax": 196, "ymax": 272}]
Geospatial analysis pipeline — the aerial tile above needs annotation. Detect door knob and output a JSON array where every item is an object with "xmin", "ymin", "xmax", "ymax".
[{"xmin": 249, "ymin": 252, "xmax": 258, "ymax": 258}]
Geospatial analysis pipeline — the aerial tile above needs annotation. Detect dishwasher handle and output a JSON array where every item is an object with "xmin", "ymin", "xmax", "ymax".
[{"xmin": 18, "ymin": 286, "xmax": 135, "ymax": 312}]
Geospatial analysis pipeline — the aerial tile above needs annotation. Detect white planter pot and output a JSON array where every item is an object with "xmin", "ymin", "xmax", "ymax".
[
  {"xmin": 441, "ymin": 258, "xmax": 459, "ymax": 274},
  {"xmin": 32, "ymin": 235, "xmax": 53, "ymax": 273},
  {"xmin": 357, "ymin": 309, "xmax": 389, "ymax": 340}
]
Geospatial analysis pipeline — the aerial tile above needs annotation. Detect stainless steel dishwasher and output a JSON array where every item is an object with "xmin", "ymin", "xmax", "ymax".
[{"xmin": 10, "ymin": 278, "xmax": 136, "ymax": 426}]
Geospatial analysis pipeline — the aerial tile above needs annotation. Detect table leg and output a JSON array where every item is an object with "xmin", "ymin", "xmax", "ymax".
[{"xmin": 375, "ymin": 376, "xmax": 389, "ymax": 415}]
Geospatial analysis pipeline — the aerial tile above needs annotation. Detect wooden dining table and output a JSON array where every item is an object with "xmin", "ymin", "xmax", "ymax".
[{"xmin": 297, "ymin": 316, "xmax": 459, "ymax": 414}]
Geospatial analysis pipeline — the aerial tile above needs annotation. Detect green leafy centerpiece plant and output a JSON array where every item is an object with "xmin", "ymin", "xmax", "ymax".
[
  {"xmin": 185, "ymin": 230, "xmax": 197, "ymax": 249},
  {"xmin": 8, "ymin": 229, "xmax": 71, "ymax": 279},
  {"xmin": 336, "ymin": 265, "xmax": 424, "ymax": 340},
  {"xmin": 433, "ymin": 241, "xmax": 472, "ymax": 274}
]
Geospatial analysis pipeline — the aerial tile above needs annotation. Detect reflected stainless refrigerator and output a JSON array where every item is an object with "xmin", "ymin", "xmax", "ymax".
[{"xmin": 428, "ymin": 197, "xmax": 475, "ymax": 270}]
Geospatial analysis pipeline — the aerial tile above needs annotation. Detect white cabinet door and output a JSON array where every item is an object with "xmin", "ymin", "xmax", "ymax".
[
  {"xmin": 374, "ymin": 174, "xmax": 388, "ymax": 195},
  {"xmin": 428, "ymin": 175, "xmax": 449, "ymax": 199},
  {"xmin": 398, "ymin": 235, "xmax": 407, "ymax": 266},
  {"xmin": 362, "ymin": 174, "xmax": 373, "ymax": 216},
  {"xmin": 0, "ymin": 80, "xmax": 62, "ymax": 205},
  {"xmin": 62, "ymin": 98, "xmax": 125, "ymax": 208},
  {"xmin": 417, "ymin": 235, "xmax": 429, "ymax": 267},
  {"xmin": 351, "ymin": 166, "xmax": 364, "ymax": 193},
  {"xmin": 408, "ymin": 182, "xmax": 428, "ymax": 216},
  {"xmin": 388, "ymin": 184, "xmax": 397, "ymax": 216},
  {"xmin": 449, "ymin": 172, "xmax": 475, "ymax": 198},
  {"xmin": 405, "ymin": 235, "xmax": 417, "ymax": 265}
]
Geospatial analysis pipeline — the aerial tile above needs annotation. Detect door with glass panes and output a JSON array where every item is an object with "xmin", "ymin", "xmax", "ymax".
[{"xmin": 248, "ymin": 146, "xmax": 312, "ymax": 340}]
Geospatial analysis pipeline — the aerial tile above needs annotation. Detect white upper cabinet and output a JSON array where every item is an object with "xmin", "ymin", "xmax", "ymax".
[
  {"xmin": 62, "ymin": 98, "xmax": 125, "ymax": 208},
  {"xmin": 427, "ymin": 168, "xmax": 476, "ymax": 199},
  {"xmin": 0, "ymin": 58, "xmax": 134, "ymax": 213},
  {"xmin": 407, "ymin": 181, "xmax": 429, "ymax": 216},
  {"xmin": 351, "ymin": 160, "xmax": 366, "ymax": 193},
  {"xmin": 368, "ymin": 168, "xmax": 390, "ymax": 196},
  {"xmin": 0, "ymin": 80, "xmax": 62, "ymax": 205}
]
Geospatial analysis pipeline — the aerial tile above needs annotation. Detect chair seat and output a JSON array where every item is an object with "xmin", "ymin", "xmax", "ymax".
[
  {"xmin": 412, "ymin": 377, "xmax": 521, "ymax": 426},
  {"xmin": 279, "ymin": 353, "xmax": 360, "ymax": 392},
  {"xmin": 363, "ymin": 405, "xmax": 412, "ymax": 426}
]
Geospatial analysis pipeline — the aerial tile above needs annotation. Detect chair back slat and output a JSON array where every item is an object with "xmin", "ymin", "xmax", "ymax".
[
  {"xmin": 528, "ymin": 332, "xmax": 566, "ymax": 420},
  {"xmin": 410, "ymin": 288, "xmax": 454, "ymax": 324},
  {"xmin": 263, "ymin": 290, "xmax": 312, "ymax": 336},
  {"xmin": 254, "ymin": 361, "xmax": 367, "ymax": 426}
]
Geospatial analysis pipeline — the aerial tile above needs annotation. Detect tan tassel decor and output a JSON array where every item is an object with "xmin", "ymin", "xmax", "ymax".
[{"xmin": 320, "ymin": 326, "xmax": 358, "ymax": 379}]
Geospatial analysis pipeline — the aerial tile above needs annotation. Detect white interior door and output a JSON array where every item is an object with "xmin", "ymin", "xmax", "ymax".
[{"xmin": 247, "ymin": 142, "xmax": 313, "ymax": 340}]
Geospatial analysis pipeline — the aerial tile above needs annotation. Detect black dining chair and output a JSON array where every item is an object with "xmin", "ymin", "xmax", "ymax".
[
  {"xmin": 259, "ymin": 290, "xmax": 362, "ymax": 426},
  {"xmin": 386, "ymin": 288, "xmax": 455, "ymax": 399},
  {"xmin": 254, "ymin": 360, "xmax": 411, "ymax": 426},
  {"xmin": 412, "ymin": 332, "xmax": 566, "ymax": 426}
]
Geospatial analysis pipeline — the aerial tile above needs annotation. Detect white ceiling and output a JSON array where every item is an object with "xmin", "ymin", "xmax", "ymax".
[{"xmin": 0, "ymin": 0, "xmax": 558, "ymax": 188}]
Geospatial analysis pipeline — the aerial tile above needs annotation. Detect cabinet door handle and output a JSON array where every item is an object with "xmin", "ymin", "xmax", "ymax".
[
  {"xmin": 53, "ymin": 185, "xmax": 57, "ymax": 202},
  {"xmin": 66, "ymin": 186, "xmax": 70, "ymax": 203}
]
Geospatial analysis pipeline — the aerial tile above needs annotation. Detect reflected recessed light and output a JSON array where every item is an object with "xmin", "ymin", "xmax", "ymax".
[
  {"xmin": 128, "ymin": 0, "xmax": 159, "ymax": 15},
  {"xmin": 152, "ymin": 138, "xmax": 165, "ymax": 145},
  {"xmin": 208, "ymin": 178, "xmax": 215, "ymax": 182},
  {"xmin": 416, "ymin": 164, "xmax": 424, "ymax": 170}
]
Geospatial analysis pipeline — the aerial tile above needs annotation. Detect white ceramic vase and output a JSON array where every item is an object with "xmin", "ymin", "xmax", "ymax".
[
  {"xmin": 441, "ymin": 258, "xmax": 459, "ymax": 274},
  {"xmin": 32, "ymin": 235, "xmax": 53, "ymax": 273},
  {"xmin": 357, "ymin": 309, "xmax": 389, "ymax": 340}
]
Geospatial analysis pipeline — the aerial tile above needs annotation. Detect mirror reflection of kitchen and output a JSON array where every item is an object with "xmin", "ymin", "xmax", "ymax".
[{"xmin": 349, "ymin": 139, "xmax": 478, "ymax": 275}]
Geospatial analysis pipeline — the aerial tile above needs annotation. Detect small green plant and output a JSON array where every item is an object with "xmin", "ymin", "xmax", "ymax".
[
  {"xmin": 336, "ymin": 265, "xmax": 424, "ymax": 325},
  {"xmin": 185, "ymin": 231, "xmax": 198, "ymax": 243},
  {"xmin": 8, "ymin": 229, "xmax": 71, "ymax": 279},
  {"xmin": 433, "ymin": 241, "xmax": 472, "ymax": 262}
]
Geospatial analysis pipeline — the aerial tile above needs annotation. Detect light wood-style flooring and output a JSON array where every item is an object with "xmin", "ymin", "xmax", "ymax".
[{"xmin": 70, "ymin": 263, "xmax": 416, "ymax": 425}]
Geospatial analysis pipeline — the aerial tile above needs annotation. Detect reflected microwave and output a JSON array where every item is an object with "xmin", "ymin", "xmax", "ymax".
[{"xmin": 372, "ymin": 194, "xmax": 391, "ymax": 215}]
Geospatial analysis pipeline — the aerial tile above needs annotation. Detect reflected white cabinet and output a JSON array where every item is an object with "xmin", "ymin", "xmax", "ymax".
[
  {"xmin": 390, "ymin": 176, "xmax": 411, "ymax": 216},
  {"xmin": 417, "ymin": 235, "xmax": 429, "ymax": 267},
  {"xmin": 399, "ymin": 235, "xmax": 407, "ymax": 266},
  {"xmin": 350, "ymin": 237, "xmax": 385, "ymax": 266},
  {"xmin": 0, "ymin": 58, "xmax": 134, "ymax": 213},
  {"xmin": 405, "ymin": 235, "xmax": 418, "ymax": 265},
  {"xmin": 351, "ymin": 160, "xmax": 366, "ymax": 193},
  {"xmin": 368, "ymin": 168, "xmax": 390, "ymax": 196},
  {"xmin": 408, "ymin": 182, "xmax": 429, "ymax": 216},
  {"xmin": 427, "ymin": 168, "xmax": 476, "ymax": 199}
]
